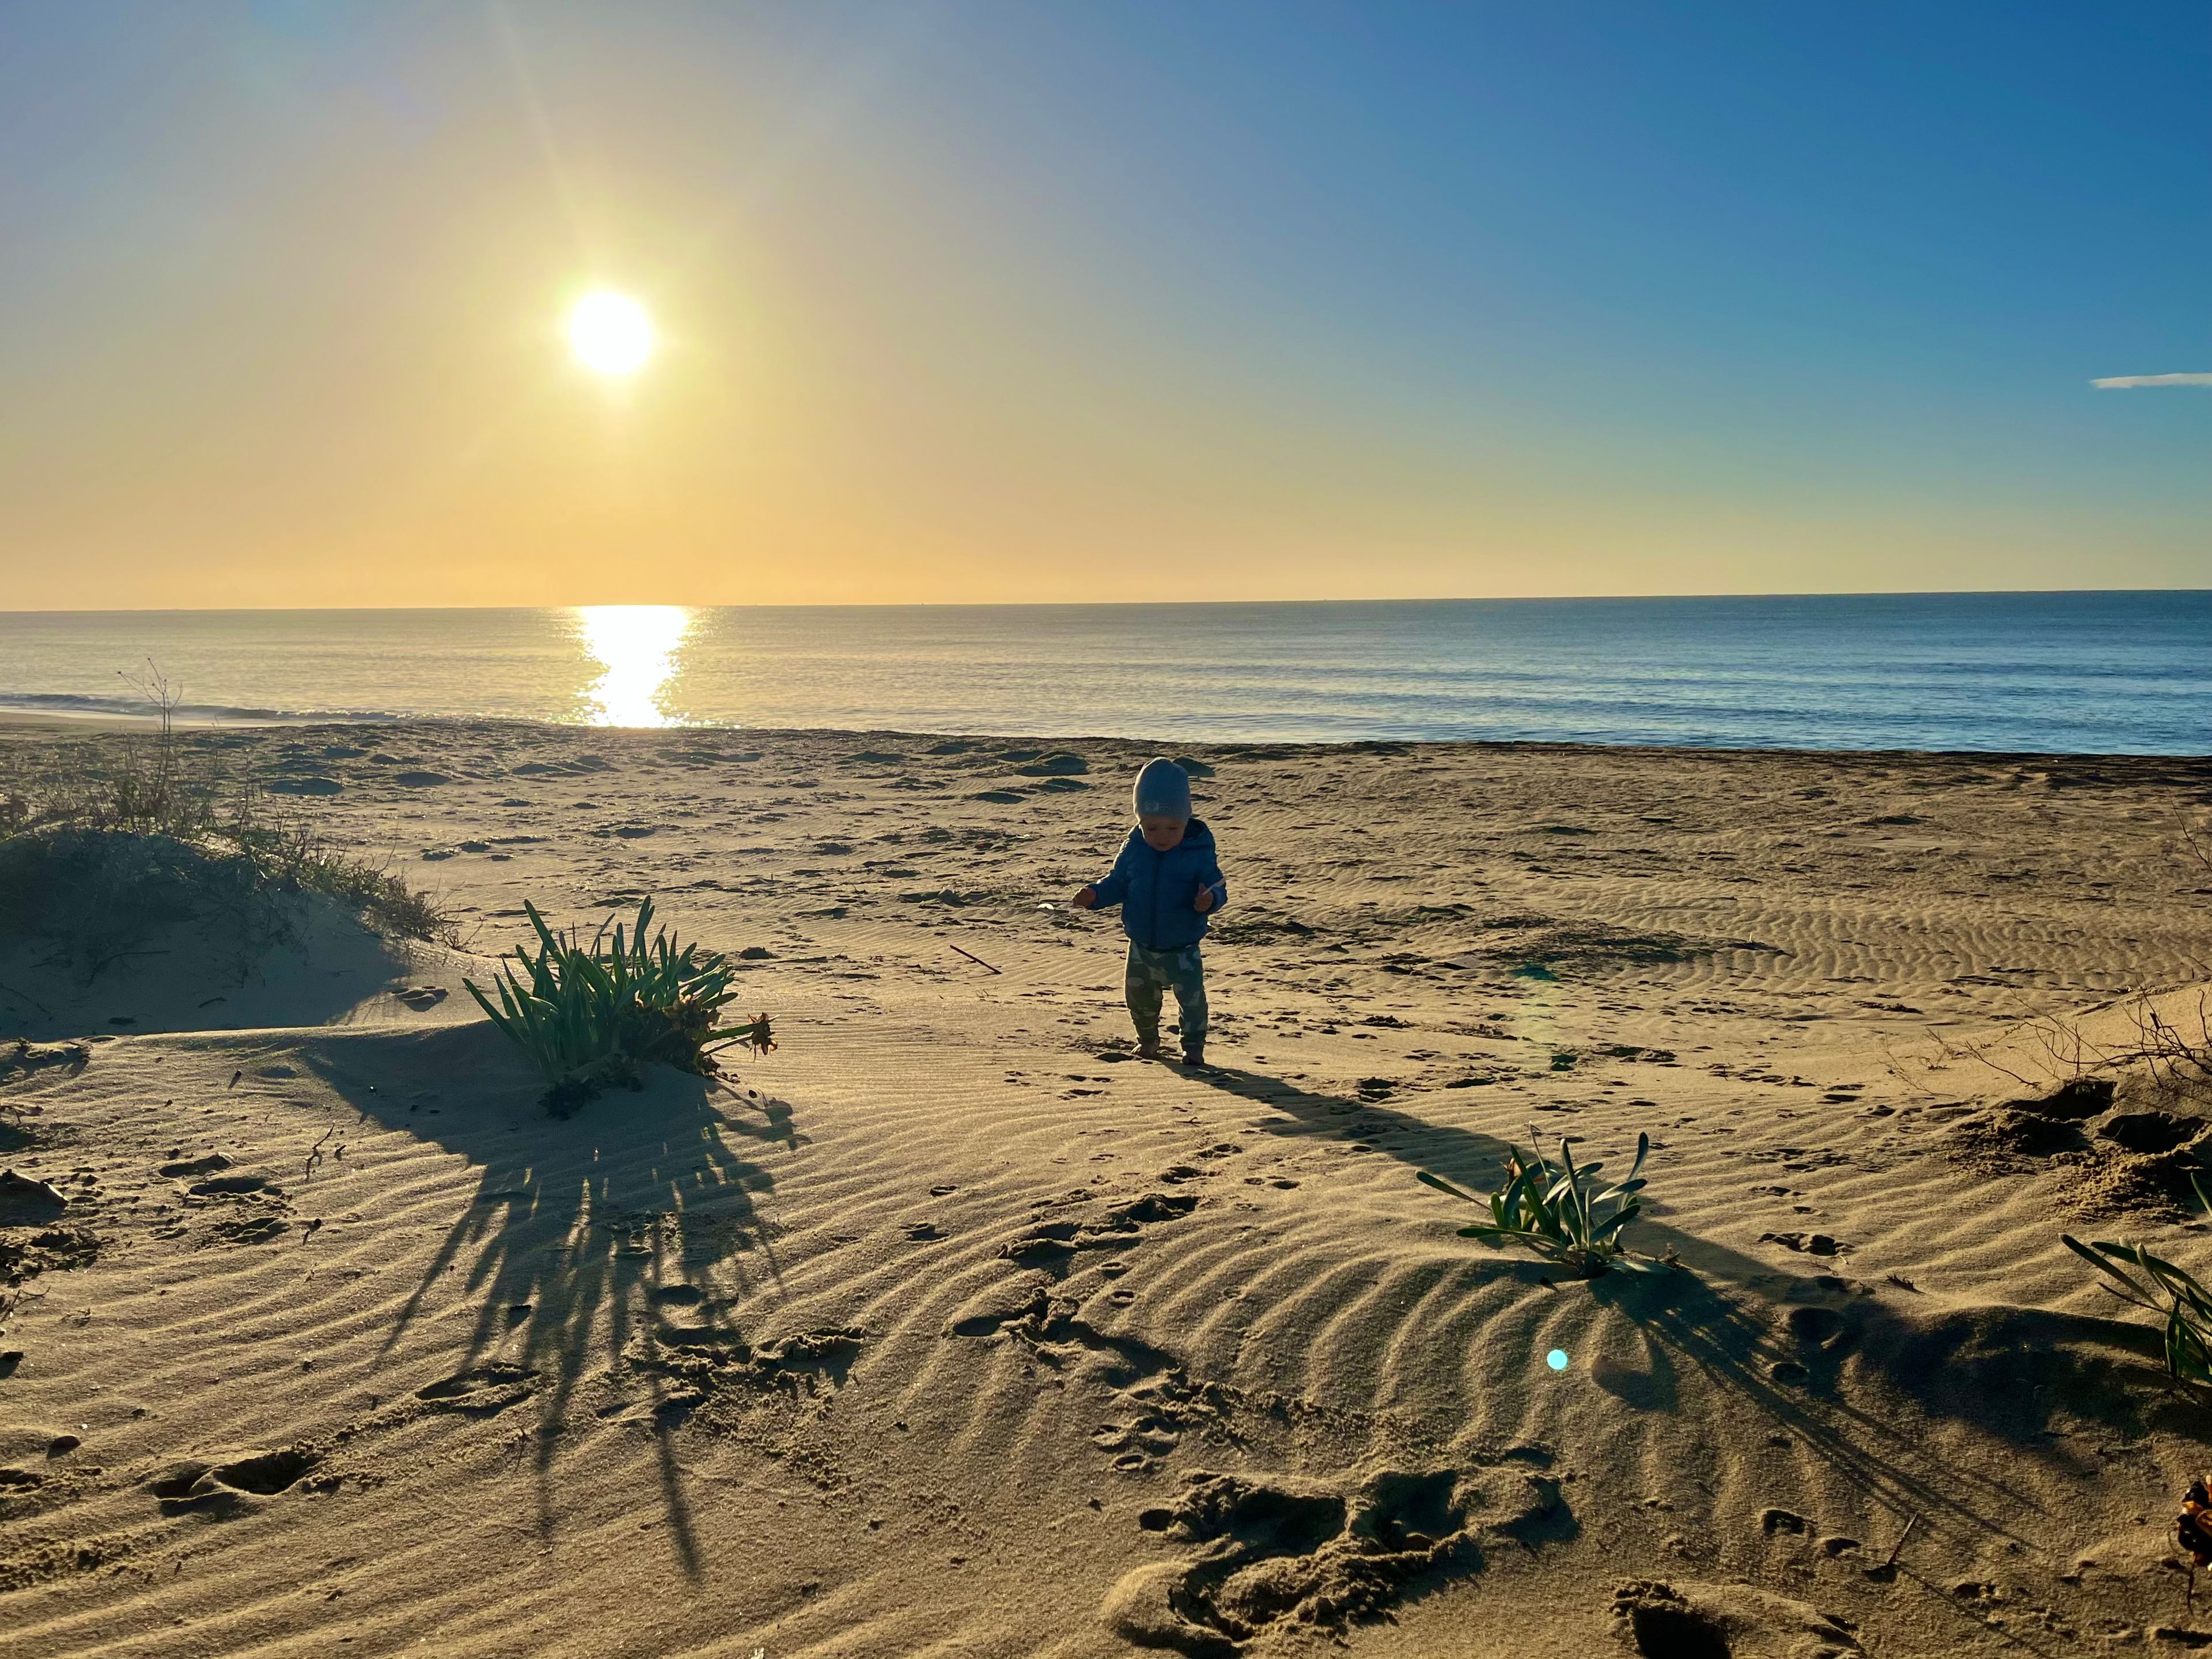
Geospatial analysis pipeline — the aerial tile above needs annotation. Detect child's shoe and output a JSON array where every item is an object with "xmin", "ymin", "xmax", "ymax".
[
  {"xmin": 1179, "ymin": 1042, "xmax": 1207, "ymax": 1069},
  {"xmin": 1136, "ymin": 1040, "xmax": 1162, "ymax": 1060}
]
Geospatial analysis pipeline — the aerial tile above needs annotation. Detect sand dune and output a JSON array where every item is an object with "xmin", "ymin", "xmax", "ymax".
[{"xmin": 5, "ymin": 721, "xmax": 2212, "ymax": 1656}]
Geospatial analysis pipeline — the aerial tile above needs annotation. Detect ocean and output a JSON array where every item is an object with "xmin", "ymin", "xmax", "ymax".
[{"xmin": 1, "ymin": 593, "xmax": 2206, "ymax": 755}]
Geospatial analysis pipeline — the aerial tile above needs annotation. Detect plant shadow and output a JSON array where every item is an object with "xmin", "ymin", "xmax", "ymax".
[
  {"xmin": 306, "ymin": 1021, "xmax": 790, "ymax": 1576},
  {"xmin": 1193, "ymin": 1062, "xmax": 2206, "ymax": 1551},
  {"xmin": 1585, "ymin": 1267, "xmax": 2186, "ymax": 1555}
]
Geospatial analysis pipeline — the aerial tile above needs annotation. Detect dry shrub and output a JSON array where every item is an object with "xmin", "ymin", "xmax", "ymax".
[{"xmin": 0, "ymin": 665, "xmax": 451, "ymax": 981}]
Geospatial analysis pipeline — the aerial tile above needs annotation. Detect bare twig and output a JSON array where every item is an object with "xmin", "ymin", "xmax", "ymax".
[
  {"xmin": 2180, "ymin": 815, "xmax": 2212, "ymax": 879},
  {"xmin": 949, "ymin": 943, "xmax": 1001, "ymax": 975},
  {"xmin": 1927, "ymin": 991, "xmax": 2212, "ymax": 1105},
  {"xmin": 1881, "ymin": 1513, "xmax": 1918, "ymax": 1570},
  {"xmin": 0, "ymin": 976, "xmax": 53, "ymax": 1019},
  {"xmin": 1876, "ymin": 1040, "xmax": 1940, "ymax": 1099}
]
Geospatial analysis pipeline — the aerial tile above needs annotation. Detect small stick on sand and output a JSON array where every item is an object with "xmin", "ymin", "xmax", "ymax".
[
  {"xmin": 0, "ymin": 978, "xmax": 53, "ymax": 1019},
  {"xmin": 1881, "ymin": 1513, "xmax": 1919, "ymax": 1571},
  {"xmin": 950, "ymin": 944, "xmax": 1002, "ymax": 975}
]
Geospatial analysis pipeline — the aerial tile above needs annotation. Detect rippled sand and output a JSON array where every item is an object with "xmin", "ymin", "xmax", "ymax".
[{"xmin": 5, "ymin": 721, "xmax": 2212, "ymax": 1656}]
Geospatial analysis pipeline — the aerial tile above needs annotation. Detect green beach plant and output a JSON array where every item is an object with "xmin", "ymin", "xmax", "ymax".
[
  {"xmin": 465, "ymin": 898, "xmax": 774, "ymax": 1115},
  {"xmin": 1418, "ymin": 1130, "xmax": 1657, "ymax": 1278},
  {"xmin": 2065, "ymin": 1181, "xmax": 2212, "ymax": 1392}
]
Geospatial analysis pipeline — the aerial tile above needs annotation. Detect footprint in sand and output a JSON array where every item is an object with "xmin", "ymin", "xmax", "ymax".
[
  {"xmin": 149, "ymin": 1447, "xmax": 321, "ymax": 1514},
  {"xmin": 1092, "ymin": 1414, "xmax": 1182, "ymax": 1461},
  {"xmin": 1783, "ymin": 1304, "xmax": 1853, "ymax": 1352},
  {"xmin": 208, "ymin": 1216, "xmax": 288, "ymax": 1245},
  {"xmin": 157, "ymin": 1154, "xmax": 232, "ymax": 1179},
  {"xmin": 1104, "ymin": 1467, "xmax": 1537, "ymax": 1656},
  {"xmin": 998, "ymin": 1220, "xmax": 1085, "ymax": 1262},
  {"xmin": 188, "ymin": 1174, "xmax": 276, "ymax": 1198},
  {"xmin": 979, "ymin": 1288, "xmax": 1236, "ymax": 1482},
  {"xmin": 996, "ymin": 1192, "xmax": 1198, "ymax": 1263},
  {"xmin": 620, "ymin": 1327, "xmax": 867, "ymax": 1426},
  {"xmin": 1097, "ymin": 1193, "xmax": 1198, "ymax": 1230},
  {"xmin": 414, "ymin": 1363, "xmax": 540, "ymax": 1416},
  {"xmin": 1611, "ymin": 1578, "xmax": 1862, "ymax": 1657}
]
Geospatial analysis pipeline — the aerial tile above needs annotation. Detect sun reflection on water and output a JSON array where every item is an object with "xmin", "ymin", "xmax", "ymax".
[{"xmin": 577, "ymin": 605, "xmax": 693, "ymax": 727}]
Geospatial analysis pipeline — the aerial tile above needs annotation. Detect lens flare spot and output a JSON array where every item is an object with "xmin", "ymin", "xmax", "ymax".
[
  {"xmin": 1546, "ymin": 1348, "xmax": 1570, "ymax": 1372},
  {"xmin": 577, "ymin": 605, "xmax": 691, "ymax": 727}
]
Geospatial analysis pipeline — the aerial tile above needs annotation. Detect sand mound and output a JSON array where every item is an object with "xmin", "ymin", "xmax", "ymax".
[
  {"xmin": 0, "ymin": 827, "xmax": 469, "ymax": 1039},
  {"xmin": 0, "ymin": 826, "xmax": 293, "ymax": 978}
]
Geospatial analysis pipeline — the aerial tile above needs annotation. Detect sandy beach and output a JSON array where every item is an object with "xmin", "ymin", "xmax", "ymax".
[
  {"xmin": 10, "ymin": 3, "xmax": 2209, "ymax": 1650},
  {"xmin": 7, "ymin": 717, "xmax": 2212, "ymax": 1657}
]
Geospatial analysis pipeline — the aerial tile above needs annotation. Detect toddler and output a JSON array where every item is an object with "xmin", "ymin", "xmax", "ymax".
[{"xmin": 1072, "ymin": 758, "xmax": 1228, "ymax": 1066}]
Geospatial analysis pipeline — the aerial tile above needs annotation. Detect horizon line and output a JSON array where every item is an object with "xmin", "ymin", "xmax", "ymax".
[{"xmin": 6, "ymin": 585, "xmax": 2211, "ymax": 618}]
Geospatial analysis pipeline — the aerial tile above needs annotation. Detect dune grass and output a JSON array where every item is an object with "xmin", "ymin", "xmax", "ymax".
[
  {"xmin": 223, "ymin": 799, "xmax": 452, "ymax": 942},
  {"xmin": 1418, "ymin": 1131, "xmax": 1657, "ymax": 1278},
  {"xmin": 0, "ymin": 669, "xmax": 452, "ymax": 972},
  {"xmin": 465, "ymin": 899, "xmax": 774, "ymax": 1115},
  {"xmin": 2065, "ymin": 1181, "xmax": 2212, "ymax": 1393}
]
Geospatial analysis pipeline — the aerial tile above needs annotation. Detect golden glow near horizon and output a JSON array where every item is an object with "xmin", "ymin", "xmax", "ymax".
[
  {"xmin": 566, "ymin": 291, "xmax": 654, "ymax": 376},
  {"xmin": 6, "ymin": 10, "xmax": 2207, "ymax": 613},
  {"xmin": 577, "ymin": 604, "xmax": 691, "ymax": 726}
]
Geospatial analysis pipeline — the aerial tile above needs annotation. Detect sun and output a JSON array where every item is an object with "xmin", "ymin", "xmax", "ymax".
[{"xmin": 566, "ymin": 291, "xmax": 654, "ymax": 376}]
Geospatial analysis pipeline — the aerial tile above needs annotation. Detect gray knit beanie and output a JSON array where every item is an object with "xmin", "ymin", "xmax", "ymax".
[{"xmin": 1132, "ymin": 757, "xmax": 1192, "ymax": 820}]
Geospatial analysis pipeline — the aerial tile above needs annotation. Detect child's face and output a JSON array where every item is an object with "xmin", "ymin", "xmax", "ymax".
[{"xmin": 1139, "ymin": 814, "xmax": 1188, "ymax": 851}]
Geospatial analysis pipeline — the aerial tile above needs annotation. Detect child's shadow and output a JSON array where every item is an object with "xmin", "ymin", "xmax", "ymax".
[{"xmin": 1184, "ymin": 1065, "xmax": 1517, "ymax": 1186}]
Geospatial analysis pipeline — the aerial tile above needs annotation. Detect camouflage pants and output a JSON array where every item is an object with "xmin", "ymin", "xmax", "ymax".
[{"xmin": 1125, "ymin": 942, "xmax": 1208, "ymax": 1048}]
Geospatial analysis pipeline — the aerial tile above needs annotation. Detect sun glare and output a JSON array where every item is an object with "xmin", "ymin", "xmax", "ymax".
[
  {"xmin": 567, "ymin": 291, "xmax": 654, "ymax": 376},
  {"xmin": 577, "ymin": 605, "xmax": 691, "ymax": 726}
]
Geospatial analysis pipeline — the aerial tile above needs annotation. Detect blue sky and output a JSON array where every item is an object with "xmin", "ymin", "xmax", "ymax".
[{"xmin": 1, "ymin": 2, "xmax": 2204, "ymax": 605}]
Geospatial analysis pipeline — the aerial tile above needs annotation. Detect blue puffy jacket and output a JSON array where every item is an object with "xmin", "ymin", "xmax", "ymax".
[{"xmin": 1088, "ymin": 819, "xmax": 1228, "ymax": 950}]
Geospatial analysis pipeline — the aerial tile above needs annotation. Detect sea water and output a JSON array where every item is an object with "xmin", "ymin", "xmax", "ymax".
[{"xmin": 0, "ymin": 593, "xmax": 2206, "ymax": 755}]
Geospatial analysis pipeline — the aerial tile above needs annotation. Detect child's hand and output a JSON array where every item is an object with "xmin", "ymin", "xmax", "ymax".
[
  {"xmin": 1071, "ymin": 885, "xmax": 1098, "ymax": 910},
  {"xmin": 1192, "ymin": 883, "xmax": 1216, "ymax": 914}
]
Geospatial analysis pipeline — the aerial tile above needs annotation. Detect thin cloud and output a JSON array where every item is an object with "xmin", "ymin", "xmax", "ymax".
[{"xmin": 2092, "ymin": 372, "xmax": 2212, "ymax": 389}]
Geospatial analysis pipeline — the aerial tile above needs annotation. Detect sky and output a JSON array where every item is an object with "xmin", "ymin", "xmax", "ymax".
[{"xmin": 1, "ymin": 2, "xmax": 2206, "ymax": 609}]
